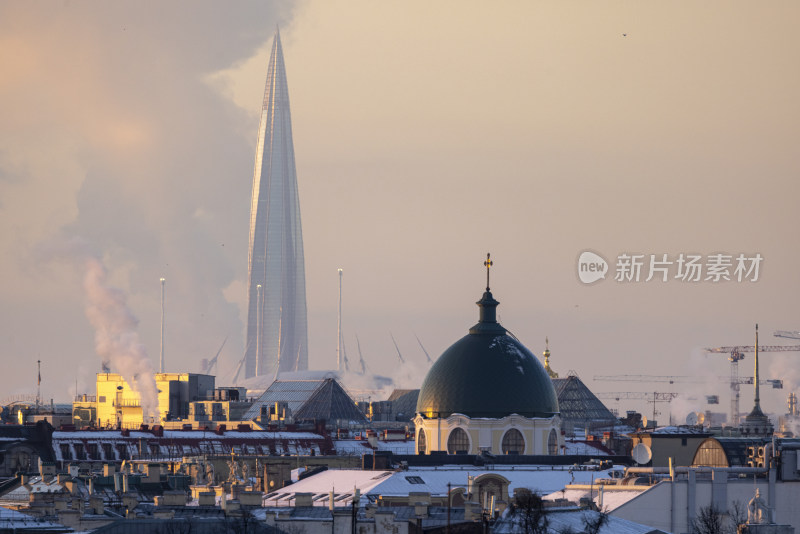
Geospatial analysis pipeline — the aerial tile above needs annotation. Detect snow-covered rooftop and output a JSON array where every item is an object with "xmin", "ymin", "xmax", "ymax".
[
  {"xmin": 544, "ymin": 486, "xmax": 647, "ymax": 511},
  {"xmin": 333, "ymin": 439, "xmax": 414, "ymax": 456},
  {"xmin": 262, "ymin": 465, "xmax": 622, "ymax": 507},
  {"xmin": 0, "ymin": 505, "xmax": 68, "ymax": 531},
  {"xmin": 647, "ymin": 426, "xmax": 709, "ymax": 435}
]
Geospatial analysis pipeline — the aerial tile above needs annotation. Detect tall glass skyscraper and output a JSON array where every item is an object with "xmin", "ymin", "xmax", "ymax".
[{"xmin": 244, "ymin": 29, "xmax": 309, "ymax": 378}]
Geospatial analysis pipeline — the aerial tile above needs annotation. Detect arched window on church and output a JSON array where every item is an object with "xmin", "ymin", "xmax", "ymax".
[
  {"xmin": 501, "ymin": 428, "xmax": 525, "ymax": 455},
  {"xmin": 447, "ymin": 428, "xmax": 469, "ymax": 454},
  {"xmin": 417, "ymin": 429, "xmax": 427, "ymax": 455},
  {"xmin": 548, "ymin": 429, "xmax": 558, "ymax": 455}
]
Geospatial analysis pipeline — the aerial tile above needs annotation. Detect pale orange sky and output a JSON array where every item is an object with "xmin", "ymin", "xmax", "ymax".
[{"xmin": 1, "ymin": 1, "xmax": 799, "ymax": 422}]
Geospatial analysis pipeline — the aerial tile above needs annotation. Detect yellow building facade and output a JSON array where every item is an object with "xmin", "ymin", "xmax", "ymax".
[{"xmin": 95, "ymin": 373, "xmax": 215, "ymax": 428}]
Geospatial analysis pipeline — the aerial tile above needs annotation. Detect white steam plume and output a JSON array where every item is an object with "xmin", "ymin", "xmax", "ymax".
[
  {"xmin": 39, "ymin": 236, "xmax": 162, "ymax": 423},
  {"xmin": 82, "ymin": 255, "xmax": 160, "ymax": 423}
]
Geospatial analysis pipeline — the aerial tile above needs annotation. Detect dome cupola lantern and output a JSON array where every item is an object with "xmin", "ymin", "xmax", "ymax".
[
  {"xmin": 414, "ymin": 254, "xmax": 563, "ymax": 455},
  {"xmin": 416, "ymin": 254, "xmax": 560, "ymax": 420}
]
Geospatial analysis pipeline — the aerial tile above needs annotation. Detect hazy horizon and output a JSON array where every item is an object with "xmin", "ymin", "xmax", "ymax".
[{"xmin": 1, "ymin": 1, "xmax": 799, "ymax": 424}]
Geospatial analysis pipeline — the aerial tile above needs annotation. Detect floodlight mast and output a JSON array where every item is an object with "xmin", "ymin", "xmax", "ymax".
[{"xmin": 160, "ymin": 278, "xmax": 166, "ymax": 373}]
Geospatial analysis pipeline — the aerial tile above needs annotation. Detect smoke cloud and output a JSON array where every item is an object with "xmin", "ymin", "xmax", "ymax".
[
  {"xmin": 82, "ymin": 255, "xmax": 160, "ymax": 422},
  {"xmin": 39, "ymin": 236, "xmax": 161, "ymax": 422}
]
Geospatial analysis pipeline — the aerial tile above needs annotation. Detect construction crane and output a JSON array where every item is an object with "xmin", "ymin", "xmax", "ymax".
[
  {"xmin": 595, "ymin": 391, "xmax": 679, "ymax": 425},
  {"xmin": 201, "ymin": 336, "xmax": 228, "ymax": 376},
  {"xmin": 775, "ymin": 331, "xmax": 800, "ymax": 340},
  {"xmin": 594, "ymin": 374, "xmax": 783, "ymax": 389},
  {"xmin": 704, "ymin": 343, "xmax": 800, "ymax": 425},
  {"xmin": 389, "ymin": 332, "xmax": 406, "ymax": 364},
  {"xmin": 414, "ymin": 333, "xmax": 434, "ymax": 365},
  {"xmin": 356, "ymin": 335, "xmax": 367, "ymax": 375}
]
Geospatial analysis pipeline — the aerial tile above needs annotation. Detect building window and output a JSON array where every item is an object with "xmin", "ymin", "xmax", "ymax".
[
  {"xmin": 447, "ymin": 428, "xmax": 469, "ymax": 454},
  {"xmin": 418, "ymin": 429, "xmax": 427, "ymax": 455},
  {"xmin": 60, "ymin": 444, "xmax": 72, "ymax": 461},
  {"xmin": 102, "ymin": 443, "xmax": 114, "ymax": 460},
  {"xmin": 405, "ymin": 476, "xmax": 425, "ymax": 484},
  {"xmin": 693, "ymin": 439, "xmax": 729, "ymax": 468},
  {"xmin": 501, "ymin": 429, "xmax": 525, "ymax": 455},
  {"xmin": 681, "ymin": 438, "xmax": 688, "ymax": 446},
  {"xmin": 548, "ymin": 429, "xmax": 558, "ymax": 455}
]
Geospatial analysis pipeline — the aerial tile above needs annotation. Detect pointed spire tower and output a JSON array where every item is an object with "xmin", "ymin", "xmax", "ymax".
[
  {"xmin": 543, "ymin": 337, "xmax": 559, "ymax": 379},
  {"xmin": 739, "ymin": 324, "xmax": 774, "ymax": 437},
  {"xmin": 244, "ymin": 29, "xmax": 309, "ymax": 378}
]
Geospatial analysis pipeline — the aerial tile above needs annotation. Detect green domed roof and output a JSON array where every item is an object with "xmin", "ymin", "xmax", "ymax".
[{"xmin": 416, "ymin": 289, "xmax": 559, "ymax": 419}]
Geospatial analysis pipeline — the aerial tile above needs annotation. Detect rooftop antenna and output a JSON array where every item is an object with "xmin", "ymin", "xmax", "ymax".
[
  {"xmin": 160, "ymin": 278, "xmax": 166, "ymax": 373},
  {"xmin": 484, "ymin": 253, "xmax": 492, "ymax": 291},
  {"xmin": 337, "ymin": 268, "xmax": 343, "ymax": 372},
  {"xmin": 390, "ymin": 333, "xmax": 406, "ymax": 364}
]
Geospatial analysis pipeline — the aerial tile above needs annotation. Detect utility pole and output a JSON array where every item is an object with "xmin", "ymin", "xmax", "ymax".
[{"xmin": 447, "ymin": 482, "xmax": 451, "ymax": 534}]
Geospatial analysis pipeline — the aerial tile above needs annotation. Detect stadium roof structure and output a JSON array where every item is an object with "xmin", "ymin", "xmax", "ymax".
[
  {"xmin": 386, "ymin": 389, "xmax": 419, "ymax": 420},
  {"xmin": 243, "ymin": 378, "xmax": 367, "ymax": 424}
]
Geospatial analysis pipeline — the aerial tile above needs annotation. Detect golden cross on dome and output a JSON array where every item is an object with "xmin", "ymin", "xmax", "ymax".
[{"xmin": 484, "ymin": 253, "xmax": 493, "ymax": 291}]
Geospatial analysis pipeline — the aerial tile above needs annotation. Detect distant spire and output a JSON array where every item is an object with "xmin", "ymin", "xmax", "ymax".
[
  {"xmin": 740, "ymin": 322, "xmax": 772, "ymax": 437},
  {"xmin": 754, "ymin": 324, "xmax": 761, "ymax": 411},
  {"xmin": 543, "ymin": 337, "xmax": 559, "ymax": 378}
]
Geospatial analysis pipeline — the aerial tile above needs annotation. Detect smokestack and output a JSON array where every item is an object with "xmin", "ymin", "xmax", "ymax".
[{"xmin": 160, "ymin": 278, "xmax": 165, "ymax": 374}]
